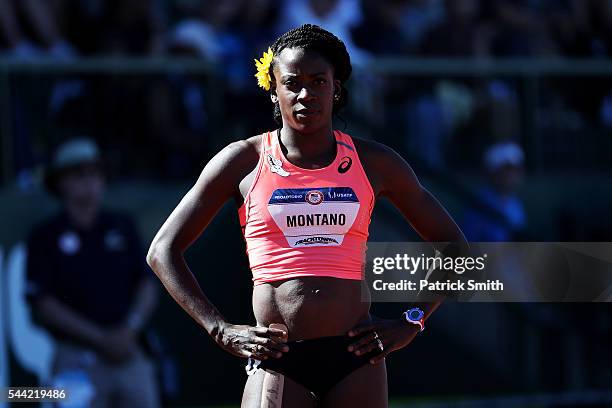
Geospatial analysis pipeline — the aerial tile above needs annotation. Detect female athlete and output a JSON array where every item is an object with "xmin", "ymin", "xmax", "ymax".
[{"xmin": 147, "ymin": 24, "xmax": 467, "ymax": 408}]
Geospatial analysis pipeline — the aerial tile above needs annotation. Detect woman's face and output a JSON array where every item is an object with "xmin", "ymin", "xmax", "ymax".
[{"xmin": 271, "ymin": 47, "xmax": 340, "ymax": 134}]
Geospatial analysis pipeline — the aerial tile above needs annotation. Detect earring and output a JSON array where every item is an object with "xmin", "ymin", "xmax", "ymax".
[{"xmin": 334, "ymin": 93, "xmax": 340, "ymax": 101}]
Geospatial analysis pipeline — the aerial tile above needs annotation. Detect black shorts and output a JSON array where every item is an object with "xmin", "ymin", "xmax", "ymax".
[{"xmin": 245, "ymin": 335, "xmax": 380, "ymax": 400}]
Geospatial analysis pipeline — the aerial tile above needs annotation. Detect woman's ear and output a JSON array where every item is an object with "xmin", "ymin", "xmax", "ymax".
[
  {"xmin": 270, "ymin": 72, "xmax": 278, "ymax": 103},
  {"xmin": 333, "ymin": 79, "xmax": 342, "ymax": 100}
]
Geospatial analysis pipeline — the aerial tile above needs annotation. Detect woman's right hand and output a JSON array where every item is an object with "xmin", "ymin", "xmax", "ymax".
[{"xmin": 216, "ymin": 324, "xmax": 289, "ymax": 360}]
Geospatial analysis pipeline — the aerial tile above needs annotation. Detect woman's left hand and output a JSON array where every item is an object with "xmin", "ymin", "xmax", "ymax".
[{"xmin": 347, "ymin": 316, "xmax": 420, "ymax": 364}]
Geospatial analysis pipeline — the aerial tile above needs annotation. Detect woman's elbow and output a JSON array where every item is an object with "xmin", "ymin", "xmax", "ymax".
[
  {"xmin": 146, "ymin": 239, "xmax": 183, "ymax": 270},
  {"xmin": 146, "ymin": 240, "xmax": 166, "ymax": 272}
]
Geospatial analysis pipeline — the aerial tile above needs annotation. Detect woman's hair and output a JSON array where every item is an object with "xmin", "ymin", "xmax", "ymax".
[{"xmin": 269, "ymin": 24, "xmax": 352, "ymax": 125}]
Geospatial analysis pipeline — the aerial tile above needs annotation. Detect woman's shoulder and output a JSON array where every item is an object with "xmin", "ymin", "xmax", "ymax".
[
  {"xmin": 348, "ymin": 134, "xmax": 403, "ymax": 164},
  {"xmin": 347, "ymin": 133, "xmax": 422, "ymax": 198},
  {"xmin": 345, "ymin": 134, "xmax": 412, "ymax": 196},
  {"xmin": 194, "ymin": 134, "xmax": 265, "ymax": 189},
  {"xmin": 214, "ymin": 134, "xmax": 263, "ymax": 169}
]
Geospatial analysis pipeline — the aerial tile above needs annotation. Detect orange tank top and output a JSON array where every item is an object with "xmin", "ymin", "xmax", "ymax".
[{"xmin": 238, "ymin": 129, "xmax": 375, "ymax": 285}]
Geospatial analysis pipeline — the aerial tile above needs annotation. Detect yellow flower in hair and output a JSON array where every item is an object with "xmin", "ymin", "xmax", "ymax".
[{"xmin": 254, "ymin": 47, "xmax": 274, "ymax": 91}]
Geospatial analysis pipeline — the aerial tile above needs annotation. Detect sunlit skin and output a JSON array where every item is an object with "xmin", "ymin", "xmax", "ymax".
[{"xmin": 271, "ymin": 48, "xmax": 342, "ymax": 168}]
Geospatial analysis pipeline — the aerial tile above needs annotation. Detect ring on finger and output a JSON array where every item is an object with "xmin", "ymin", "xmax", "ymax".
[
  {"xmin": 376, "ymin": 338, "xmax": 384, "ymax": 351},
  {"xmin": 373, "ymin": 331, "xmax": 380, "ymax": 340}
]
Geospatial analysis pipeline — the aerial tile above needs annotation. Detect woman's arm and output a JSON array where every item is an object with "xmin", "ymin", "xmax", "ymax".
[
  {"xmin": 349, "ymin": 139, "xmax": 468, "ymax": 363},
  {"xmin": 356, "ymin": 139, "xmax": 468, "ymax": 260},
  {"xmin": 373, "ymin": 144, "xmax": 466, "ymax": 244},
  {"xmin": 146, "ymin": 141, "xmax": 248, "ymax": 336},
  {"xmin": 146, "ymin": 139, "xmax": 288, "ymax": 359},
  {"xmin": 376, "ymin": 143, "xmax": 469, "ymax": 301}
]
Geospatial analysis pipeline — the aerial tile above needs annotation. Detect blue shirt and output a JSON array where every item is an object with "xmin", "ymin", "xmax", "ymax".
[{"xmin": 25, "ymin": 210, "xmax": 152, "ymax": 338}]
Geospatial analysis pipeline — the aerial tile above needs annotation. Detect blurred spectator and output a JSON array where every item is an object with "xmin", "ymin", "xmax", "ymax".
[
  {"xmin": 238, "ymin": 0, "xmax": 280, "ymax": 51},
  {"xmin": 173, "ymin": 0, "xmax": 246, "ymax": 60},
  {"xmin": 143, "ymin": 39, "xmax": 210, "ymax": 179},
  {"xmin": 0, "ymin": 0, "xmax": 76, "ymax": 59},
  {"xmin": 571, "ymin": 0, "xmax": 612, "ymax": 57},
  {"xmin": 168, "ymin": 17, "xmax": 223, "ymax": 62},
  {"xmin": 100, "ymin": 0, "xmax": 165, "ymax": 55},
  {"xmin": 278, "ymin": 0, "xmax": 369, "ymax": 64},
  {"xmin": 601, "ymin": 90, "xmax": 612, "ymax": 128},
  {"xmin": 421, "ymin": 0, "xmax": 493, "ymax": 57},
  {"xmin": 461, "ymin": 141, "xmax": 526, "ymax": 241},
  {"xmin": 350, "ymin": 0, "xmax": 421, "ymax": 138},
  {"xmin": 25, "ymin": 138, "xmax": 160, "ymax": 407},
  {"xmin": 351, "ymin": 0, "xmax": 410, "ymax": 57},
  {"xmin": 398, "ymin": 0, "xmax": 446, "ymax": 53},
  {"xmin": 2, "ymin": 0, "xmax": 612, "ymax": 61},
  {"xmin": 168, "ymin": 0, "xmax": 253, "ymax": 87},
  {"xmin": 445, "ymin": 78, "xmax": 521, "ymax": 168},
  {"xmin": 485, "ymin": 0, "xmax": 575, "ymax": 57},
  {"xmin": 405, "ymin": 80, "xmax": 480, "ymax": 169},
  {"xmin": 167, "ymin": 0, "xmax": 281, "ymax": 135}
]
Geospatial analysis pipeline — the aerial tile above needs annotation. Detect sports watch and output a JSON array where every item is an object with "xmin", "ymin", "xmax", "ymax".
[{"xmin": 403, "ymin": 307, "xmax": 425, "ymax": 332}]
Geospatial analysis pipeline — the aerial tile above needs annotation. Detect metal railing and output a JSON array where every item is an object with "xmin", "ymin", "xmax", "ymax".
[
  {"xmin": 0, "ymin": 57, "xmax": 220, "ymax": 184},
  {"xmin": 1, "ymin": 56, "xmax": 611, "ymax": 184}
]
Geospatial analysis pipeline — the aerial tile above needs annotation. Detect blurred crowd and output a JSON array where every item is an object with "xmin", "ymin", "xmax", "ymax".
[
  {"xmin": 2, "ymin": 0, "xmax": 612, "ymax": 206},
  {"xmin": 2, "ymin": 0, "xmax": 612, "ymax": 61}
]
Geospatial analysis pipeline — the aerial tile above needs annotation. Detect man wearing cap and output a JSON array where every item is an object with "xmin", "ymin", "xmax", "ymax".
[
  {"xmin": 461, "ymin": 141, "xmax": 526, "ymax": 241},
  {"xmin": 25, "ymin": 138, "xmax": 160, "ymax": 407}
]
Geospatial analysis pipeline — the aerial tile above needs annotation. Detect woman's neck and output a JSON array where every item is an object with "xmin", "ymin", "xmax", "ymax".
[{"xmin": 279, "ymin": 126, "xmax": 336, "ymax": 166}]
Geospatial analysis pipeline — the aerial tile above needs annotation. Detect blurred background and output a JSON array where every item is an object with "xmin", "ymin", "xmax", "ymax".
[{"xmin": 0, "ymin": 0, "xmax": 611, "ymax": 407}]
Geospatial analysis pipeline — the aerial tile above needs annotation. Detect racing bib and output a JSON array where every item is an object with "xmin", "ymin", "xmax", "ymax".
[{"xmin": 267, "ymin": 187, "xmax": 360, "ymax": 247}]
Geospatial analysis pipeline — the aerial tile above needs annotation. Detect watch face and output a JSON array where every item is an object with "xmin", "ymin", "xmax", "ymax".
[{"xmin": 408, "ymin": 308, "xmax": 424, "ymax": 321}]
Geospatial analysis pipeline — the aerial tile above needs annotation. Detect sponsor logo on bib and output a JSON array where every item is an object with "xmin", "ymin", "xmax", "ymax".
[
  {"xmin": 294, "ymin": 236, "xmax": 339, "ymax": 246},
  {"xmin": 305, "ymin": 190, "xmax": 324, "ymax": 205}
]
